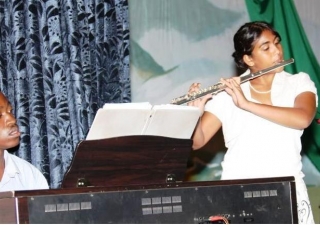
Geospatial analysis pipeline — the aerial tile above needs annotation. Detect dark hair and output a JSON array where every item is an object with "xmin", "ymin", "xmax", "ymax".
[{"xmin": 232, "ymin": 21, "xmax": 281, "ymax": 70}]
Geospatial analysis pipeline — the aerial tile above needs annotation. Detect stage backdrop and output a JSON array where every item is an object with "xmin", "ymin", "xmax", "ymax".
[{"xmin": 129, "ymin": 0, "xmax": 320, "ymax": 186}]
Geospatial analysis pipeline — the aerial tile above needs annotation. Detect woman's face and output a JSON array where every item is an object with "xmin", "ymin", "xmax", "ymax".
[{"xmin": 246, "ymin": 29, "xmax": 284, "ymax": 73}]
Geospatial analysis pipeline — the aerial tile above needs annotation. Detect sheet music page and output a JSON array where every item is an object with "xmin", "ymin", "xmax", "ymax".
[
  {"xmin": 142, "ymin": 104, "xmax": 201, "ymax": 139},
  {"xmin": 86, "ymin": 102, "xmax": 152, "ymax": 140},
  {"xmin": 86, "ymin": 103, "xmax": 200, "ymax": 140}
]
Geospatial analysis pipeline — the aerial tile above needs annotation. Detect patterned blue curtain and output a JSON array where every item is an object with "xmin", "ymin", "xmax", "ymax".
[{"xmin": 0, "ymin": 0, "xmax": 130, "ymax": 188}]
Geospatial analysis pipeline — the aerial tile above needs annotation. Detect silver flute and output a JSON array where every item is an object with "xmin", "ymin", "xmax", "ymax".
[{"xmin": 171, "ymin": 58, "xmax": 294, "ymax": 105}]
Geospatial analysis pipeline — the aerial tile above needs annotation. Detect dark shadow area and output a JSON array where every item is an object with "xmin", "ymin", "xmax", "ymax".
[{"xmin": 185, "ymin": 128, "xmax": 227, "ymax": 181}]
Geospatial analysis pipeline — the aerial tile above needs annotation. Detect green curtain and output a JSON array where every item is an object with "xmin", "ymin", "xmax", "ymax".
[{"xmin": 245, "ymin": 0, "xmax": 320, "ymax": 171}]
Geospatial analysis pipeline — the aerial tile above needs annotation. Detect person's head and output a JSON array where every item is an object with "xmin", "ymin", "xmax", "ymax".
[
  {"xmin": 232, "ymin": 21, "xmax": 283, "ymax": 72},
  {"xmin": 0, "ymin": 92, "xmax": 20, "ymax": 151}
]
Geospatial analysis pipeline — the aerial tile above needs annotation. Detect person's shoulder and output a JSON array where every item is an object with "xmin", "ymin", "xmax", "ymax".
[
  {"xmin": 8, "ymin": 152, "xmax": 42, "ymax": 173},
  {"xmin": 206, "ymin": 91, "xmax": 232, "ymax": 111},
  {"xmin": 280, "ymin": 71, "xmax": 317, "ymax": 97},
  {"xmin": 280, "ymin": 71, "xmax": 312, "ymax": 83},
  {"xmin": 6, "ymin": 152, "xmax": 49, "ymax": 190},
  {"xmin": 8, "ymin": 152, "xmax": 31, "ymax": 165}
]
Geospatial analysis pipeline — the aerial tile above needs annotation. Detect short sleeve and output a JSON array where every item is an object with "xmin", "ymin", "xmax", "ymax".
[
  {"xmin": 295, "ymin": 72, "xmax": 318, "ymax": 107},
  {"xmin": 204, "ymin": 92, "xmax": 230, "ymax": 123}
]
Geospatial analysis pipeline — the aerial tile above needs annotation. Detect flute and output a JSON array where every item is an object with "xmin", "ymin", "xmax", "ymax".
[{"xmin": 170, "ymin": 58, "xmax": 294, "ymax": 105}]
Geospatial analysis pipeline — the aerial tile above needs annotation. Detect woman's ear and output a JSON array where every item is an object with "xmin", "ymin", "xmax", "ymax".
[{"xmin": 243, "ymin": 55, "xmax": 254, "ymax": 67}]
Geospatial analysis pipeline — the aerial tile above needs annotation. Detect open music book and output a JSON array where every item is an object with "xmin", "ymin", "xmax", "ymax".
[{"xmin": 86, "ymin": 102, "xmax": 201, "ymax": 140}]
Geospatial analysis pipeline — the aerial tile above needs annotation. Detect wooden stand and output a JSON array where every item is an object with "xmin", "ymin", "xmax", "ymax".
[{"xmin": 62, "ymin": 135, "xmax": 193, "ymax": 188}]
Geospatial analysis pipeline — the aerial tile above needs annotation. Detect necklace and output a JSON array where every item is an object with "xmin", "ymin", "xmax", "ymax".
[{"xmin": 249, "ymin": 83, "xmax": 271, "ymax": 94}]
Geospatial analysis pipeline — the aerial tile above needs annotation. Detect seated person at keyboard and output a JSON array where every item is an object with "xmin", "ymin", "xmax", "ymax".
[{"xmin": 0, "ymin": 92, "xmax": 49, "ymax": 192}]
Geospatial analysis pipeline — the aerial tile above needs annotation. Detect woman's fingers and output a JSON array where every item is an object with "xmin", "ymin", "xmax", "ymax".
[
  {"xmin": 221, "ymin": 77, "xmax": 240, "ymax": 91},
  {"xmin": 188, "ymin": 83, "xmax": 201, "ymax": 93}
]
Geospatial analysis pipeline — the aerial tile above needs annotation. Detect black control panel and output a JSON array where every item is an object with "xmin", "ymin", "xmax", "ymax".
[{"xmin": 26, "ymin": 178, "xmax": 297, "ymax": 224}]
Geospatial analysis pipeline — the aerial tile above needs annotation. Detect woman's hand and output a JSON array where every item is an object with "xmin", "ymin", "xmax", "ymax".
[
  {"xmin": 187, "ymin": 83, "xmax": 212, "ymax": 116},
  {"xmin": 220, "ymin": 77, "xmax": 249, "ymax": 110}
]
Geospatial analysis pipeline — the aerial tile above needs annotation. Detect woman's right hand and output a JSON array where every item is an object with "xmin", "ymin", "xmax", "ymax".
[{"xmin": 187, "ymin": 83, "xmax": 212, "ymax": 116}]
